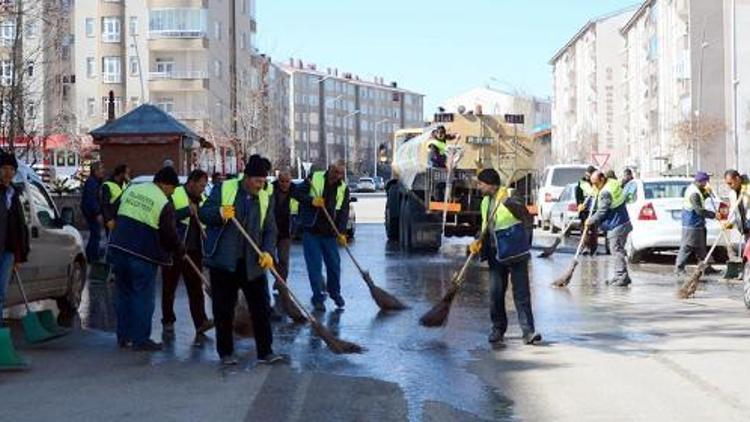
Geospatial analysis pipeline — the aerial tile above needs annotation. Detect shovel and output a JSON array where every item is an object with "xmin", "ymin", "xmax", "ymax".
[{"xmin": 14, "ymin": 271, "xmax": 68, "ymax": 343}]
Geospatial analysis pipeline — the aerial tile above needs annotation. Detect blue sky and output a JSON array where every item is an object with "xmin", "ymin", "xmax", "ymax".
[{"xmin": 257, "ymin": 0, "xmax": 641, "ymax": 117}]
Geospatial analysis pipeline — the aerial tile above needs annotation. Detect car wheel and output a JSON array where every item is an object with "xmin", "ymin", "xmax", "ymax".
[
  {"xmin": 742, "ymin": 262, "xmax": 750, "ymax": 309},
  {"xmin": 711, "ymin": 247, "xmax": 729, "ymax": 264},
  {"xmin": 551, "ymin": 217, "xmax": 561, "ymax": 234},
  {"xmin": 542, "ymin": 219, "xmax": 550, "ymax": 231},
  {"xmin": 626, "ymin": 239, "xmax": 643, "ymax": 264},
  {"xmin": 57, "ymin": 259, "xmax": 86, "ymax": 327}
]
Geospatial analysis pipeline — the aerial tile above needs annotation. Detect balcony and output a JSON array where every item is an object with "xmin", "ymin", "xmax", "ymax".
[
  {"xmin": 102, "ymin": 73, "xmax": 122, "ymax": 84},
  {"xmin": 170, "ymin": 109, "xmax": 209, "ymax": 120},
  {"xmin": 102, "ymin": 32, "xmax": 120, "ymax": 43},
  {"xmin": 148, "ymin": 33, "xmax": 208, "ymax": 51},
  {"xmin": 148, "ymin": 70, "xmax": 208, "ymax": 91}
]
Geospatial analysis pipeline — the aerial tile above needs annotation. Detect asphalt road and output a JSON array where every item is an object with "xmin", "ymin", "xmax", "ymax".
[{"xmin": 2, "ymin": 197, "xmax": 750, "ymax": 421}]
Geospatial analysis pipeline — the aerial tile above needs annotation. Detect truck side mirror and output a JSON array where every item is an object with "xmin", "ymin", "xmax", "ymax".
[{"xmin": 61, "ymin": 206, "xmax": 75, "ymax": 226}]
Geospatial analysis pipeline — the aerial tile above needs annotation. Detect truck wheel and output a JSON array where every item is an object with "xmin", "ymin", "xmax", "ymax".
[
  {"xmin": 57, "ymin": 259, "xmax": 86, "ymax": 327},
  {"xmin": 385, "ymin": 185, "xmax": 400, "ymax": 241},
  {"xmin": 399, "ymin": 194, "xmax": 416, "ymax": 252}
]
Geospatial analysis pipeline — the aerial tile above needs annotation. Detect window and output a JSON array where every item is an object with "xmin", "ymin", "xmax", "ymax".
[
  {"xmin": 214, "ymin": 22, "xmax": 221, "ymax": 40},
  {"xmin": 0, "ymin": 20, "xmax": 15, "ymax": 47},
  {"xmin": 101, "ymin": 96, "xmax": 122, "ymax": 115},
  {"xmin": 102, "ymin": 56, "xmax": 121, "ymax": 83},
  {"xmin": 128, "ymin": 16, "xmax": 138, "ymax": 35},
  {"xmin": 239, "ymin": 31, "xmax": 245, "ymax": 49},
  {"xmin": 85, "ymin": 18, "xmax": 94, "ymax": 37},
  {"xmin": 155, "ymin": 57, "xmax": 174, "ymax": 74},
  {"xmin": 1, "ymin": 60, "xmax": 12, "ymax": 86},
  {"xmin": 129, "ymin": 56, "xmax": 139, "ymax": 75},
  {"xmin": 24, "ymin": 22, "xmax": 35, "ymax": 38},
  {"xmin": 28, "ymin": 182, "xmax": 57, "ymax": 226},
  {"xmin": 156, "ymin": 97, "xmax": 174, "ymax": 113},
  {"xmin": 86, "ymin": 57, "xmax": 95, "ymax": 78},
  {"xmin": 102, "ymin": 17, "xmax": 121, "ymax": 42},
  {"xmin": 213, "ymin": 60, "xmax": 222, "ymax": 78},
  {"xmin": 130, "ymin": 97, "xmax": 140, "ymax": 109},
  {"xmin": 26, "ymin": 62, "xmax": 33, "ymax": 77},
  {"xmin": 149, "ymin": 8, "xmax": 207, "ymax": 38},
  {"xmin": 87, "ymin": 98, "xmax": 95, "ymax": 117}
]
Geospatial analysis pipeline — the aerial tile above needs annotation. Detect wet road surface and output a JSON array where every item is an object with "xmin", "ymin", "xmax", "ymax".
[{"xmin": 2, "ymin": 225, "xmax": 750, "ymax": 421}]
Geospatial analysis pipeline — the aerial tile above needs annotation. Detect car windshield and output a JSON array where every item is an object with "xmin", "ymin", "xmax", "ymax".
[
  {"xmin": 643, "ymin": 181, "xmax": 689, "ymax": 199},
  {"xmin": 359, "ymin": 178, "xmax": 373, "ymax": 183},
  {"xmin": 551, "ymin": 168, "xmax": 584, "ymax": 186}
]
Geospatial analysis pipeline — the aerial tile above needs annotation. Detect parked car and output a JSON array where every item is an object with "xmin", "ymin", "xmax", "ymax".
[
  {"xmin": 373, "ymin": 176, "xmax": 385, "ymax": 190},
  {"xmin": 624, "ymin": 177, "xmax": 729, "ymax": 263},
  {"xmin": 356, "ymin": 177, "xmax": 376, "ymax": 193},
  {"xmin": 549, "ymin": 183, "xmax": 581, "ymax": 234},
  {"xmin": 2, "ymin": 162, "xmax": 86, "ymax": 327},
  {"xmin": 129, "ymin": 175, "xmax": 188, "ymax": 186},
  {"xmin": 290, "ymin": 179, "xmax": 358, "ymax": 239},
  {"xmin": 536, "ymin": 164, "xmax": 589, "ymax": 230}
]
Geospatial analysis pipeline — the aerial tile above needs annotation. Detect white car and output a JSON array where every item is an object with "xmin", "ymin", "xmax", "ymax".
[
  {"xmin": 356, "ymin": 177, "xmax": 376, "ymax": 193},
  {"xmin": 129, "ymin": 175, "xmax": 188, "ymax": 185},
  {"xmin": 625, "ymin": 177, "xmax": 728, "ymax": 263},
  {"xmin": 536, "ymin": 164, "xmax": 589, "ymax": 230},
  {"xmin": 549, "ymin": 183, "xmax": 581, "ymax": 234}
]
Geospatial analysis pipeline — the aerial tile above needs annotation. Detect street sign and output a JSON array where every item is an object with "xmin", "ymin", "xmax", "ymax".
[
  {"xmin": 591, "ymin": 153, "xmax": 610, "ymax": 169},
  {"xmin": 302, "ymin": 161, "xmax": 312, "ymax": 176},
  {"xmin": 504, "ymin": 114, "xmax": 525, "ymax": 124}
]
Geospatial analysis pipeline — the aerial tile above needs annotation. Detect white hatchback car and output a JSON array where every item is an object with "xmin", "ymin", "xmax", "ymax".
[
  {"xmin": 536, "ymin": 164, "xmax": 589, "ymax": 230},
  {"xmin": 625, "ymin": 177, "xmax": 728, "ymax": 263}
]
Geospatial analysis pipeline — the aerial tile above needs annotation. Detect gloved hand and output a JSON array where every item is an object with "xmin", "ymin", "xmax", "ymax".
[
  {"xmin": 469, "ymin": 239, "xmax": 482, "ymax": 255},
  {"xmin": 337, "ymin": 234, "xmax": 348, "ymax": 247},
  {"xmin": 577, "ymin": 204, "xmax": 586, "ymax": 212},
  {"xmin": 105, "ymin": 220, "xmax": 116, "ymax": 231},
  {"xmin": 312, "ymin": 197, "xmax": 325, "ymax": 208},
  {"xmin": 220, "ymin": 205, "xmax": 235, "ymax": 221},
  {"xmin": 723, "ymin": 221, "xmax": 734, "ymax": 230},
  {"xmin": 584, "ymin": 219, "xmax": 591, "ymax": 227},
  {"xmin": 258, "ymin": 252, "xmax": 274, "ymax": 270},
  {"xmin": 706, "ymin": 211, "xmax": 716, "ymax": 220}
]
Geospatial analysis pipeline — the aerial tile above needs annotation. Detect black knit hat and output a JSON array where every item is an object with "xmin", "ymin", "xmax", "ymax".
[
  {"xmin": 0, "ymin": 151, "xmax": 18, "ymax": 170},
  {"xmin": 477, "ymin": 168, "xmax": 501, "ymax": 186},
  {"xmin": 244, "ymin": 154, "xmax": 268, "ymax": 178},
  {"xmin": 586, "ymin": 166, "xmax": 597, "ymax": 174},
  {"xmin": 154, "ymin": 166, "xmax": 179, "ymax": 186}
]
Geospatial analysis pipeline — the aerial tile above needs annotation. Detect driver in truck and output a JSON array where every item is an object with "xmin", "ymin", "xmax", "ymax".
[{"xmin": 427, "ymin": 125, "xmax": 457, "ymax": 168}]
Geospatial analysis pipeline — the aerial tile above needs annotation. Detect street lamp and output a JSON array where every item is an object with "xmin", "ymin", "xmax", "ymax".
[
  {"xmin": 373, "ymin": 119, "xmax": 390, "ymax": 178},
  {"xmin": 323, "ymin": 94, "xmax": 344, "ymax": 168},
  {"xmin": 343, "ymin": 110, "xmax": 360, "ymax": 179}
]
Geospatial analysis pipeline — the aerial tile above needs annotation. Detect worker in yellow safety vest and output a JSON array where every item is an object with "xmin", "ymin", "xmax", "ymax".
[
  {"xmin": 469, "ymin": 168, "xmax": 541, "ymax": 346},
  {"xmin": 101, "ymin": 164, "xmax": 130, "ymax": 233},
  {"xmin": 291, "ymin": 160, "xmax": 350, "ymax": 312},
  {"xmin": 199, "ymin": 154, "xmax": 283, "ymax": 366},
  {"xmin": 109, "ymin": 166, "xmax": 184, "ymax": 352},
  {"xmin": 427, "ymin": 125, "xmax": 457, "ymax": 168},
  {"xmin": 723, "ymin": 169, "xmax": 750, "ymax": 308},
  {"xmin": 161, "ymin": 169, "xmax": 214, "ymax": 337}
]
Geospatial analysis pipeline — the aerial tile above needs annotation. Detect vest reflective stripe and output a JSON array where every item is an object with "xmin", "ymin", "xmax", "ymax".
[
  {"xmin": 480, "ymin": 189, "xmax": 519, "ymax": 232},
  {"xmin": 310, "ymin": 171, "xmax": 345, "ymax": 211},
  {"xmin": 117, "ymin": 183, "xmax": 169, "ymax": 230},
  {"xmin": 683, "ymin": 184, "xmax": 704, "ymax": 211},
  {"xmin": 579, "ymin": 180, "xmax": 594, "ymax": 197},
  {"xmin": 221, "ymin": 179, "xmax": 270, "ymax": 227},
  {"xmin": 290, "ymin": 198, "xmax": 299, "ymax": 215},
  {"xmin": 428, "ymin": 139, "xmax": 448, "ymax": 155},
  {"xmin": 172, "ymin": 185, "xmax": 206, "ymax": 226},
  {"xmin": 103, "ymin": 181, "xmax": 124, "ymax": 204},
  {"xmin": 599, "ymin": 178, "xmax": 626, "ymax": 209}
]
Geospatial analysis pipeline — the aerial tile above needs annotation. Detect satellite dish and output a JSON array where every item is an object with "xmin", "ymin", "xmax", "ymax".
[{"xmin": 457, "ymin": 105, "xmax": 466, "ymax": 114}]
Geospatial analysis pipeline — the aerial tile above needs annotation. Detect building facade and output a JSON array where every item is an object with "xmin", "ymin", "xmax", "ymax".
[
  {"xmin": 549, "ymin": 7, "xmax": 635, "ymax": 171},
  {"xmin": 284, "ymin": 60, "xmax": 424, "ymax": 176}
]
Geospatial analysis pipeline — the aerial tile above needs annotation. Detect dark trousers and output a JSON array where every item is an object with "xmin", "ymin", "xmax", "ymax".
[
  {"xmin": 489, "ymin": 255, "xmax": 535, "ymax": 336},
  {"xmin": 86, "ymin": 217, "xmax": 102, "ymax": 262},
  {"xmin": 111, "ymin": 249, "xmax": 158, "ymax": 346},
  {"xmin": 210, "ymin": 261, "xmax": 273, "ymax": 359},
  {"xmin": 676, "ymin": 227, "xmax": 707, "ymax": 271},
  {"xmin": 161, "ymin": 250, "xmax": 209, "ymax": 328}
]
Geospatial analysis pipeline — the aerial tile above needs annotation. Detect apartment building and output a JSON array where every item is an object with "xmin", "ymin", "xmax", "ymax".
[
  {"xmin": 74, "ymin": 0, "xmax": 257, "ymax": 174},
  {"xmin": 621, "ymin": 0, "xmax": 727, "ymax": 177},
  {"xmin": 724, "ymin": 0, "xmax": 750, "ymax": 173},
  {"xmin": 549, "ymin": 7, "xmax": 635, "ymax": 170},
  {"xmin": 246, "ymin": 54, "xmax": 290, "ymax": 168},
  {"xmin": 440, "ymin": 86, "xmax": 551, "ymax": 135},
  {"xmin": 284, "ymin": 60, "xmax": 424, "ymax": 176}
]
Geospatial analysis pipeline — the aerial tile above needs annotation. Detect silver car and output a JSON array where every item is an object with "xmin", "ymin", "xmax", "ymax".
[{"xmin": 3, "ymin": 162, "xmax": 86, "ymax": 326}]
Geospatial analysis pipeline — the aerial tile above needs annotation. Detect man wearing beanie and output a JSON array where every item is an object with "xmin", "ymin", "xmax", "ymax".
[
  {"xmin": 291, "ymin": 160, "xmax": 350, "ymax": 312},
  {"xmin": 109, "ymin": 166, "xmax": 184, "ymax": 351},
  {"xmin": 675, "ymin": 171, "xmax": 718, "ymax": 276},
  {"xmin": 0, "ymin": 151, "xmax": 29, "ymax": 320},
  {"xmin": 201, "ymin": 154, "xmax": 283, "ymax": 365},
  {"xmin": 470, "ymin": 168, "xmax": 541, "ymax": 346}
]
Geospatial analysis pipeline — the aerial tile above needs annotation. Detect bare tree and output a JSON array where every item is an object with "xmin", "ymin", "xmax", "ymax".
[{"xmin": 672, "ymin": 114, "xmax": 726, "ymax": 170}]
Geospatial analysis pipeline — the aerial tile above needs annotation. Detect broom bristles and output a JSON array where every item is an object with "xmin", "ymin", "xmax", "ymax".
[
  {"xmin": 310, "ymin": 320, "xmax": 364, "ymax": 354},
  {"xmin": 369, "ymin": 284, "xmax": 409, "ymax": 311},
  {"xmin": 678, "ymin": 264, "xmax": 706, "ymax": 299},
  {"xmin": 419, "ymin": 284, "xmax": 460, "ymax": 327},
  {"xmin": 278, "ymin": 288, "xmax": 307, "ymax": 323},
  {"xmin": 538, "ymin": 237, "xmax": 562, "ymax": 258},
  {"xmin": 552, "ymin": 260, "xmax": 578, "ymax": 287}
]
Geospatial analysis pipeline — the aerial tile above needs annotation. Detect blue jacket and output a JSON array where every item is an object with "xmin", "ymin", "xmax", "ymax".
[
  {"xmin": 80, "ymin": 176, "xmax": 102, "ymax": 220},
  {"xmin": 200, "ymin": 180, "xmax": 277, "ymax": 280}
]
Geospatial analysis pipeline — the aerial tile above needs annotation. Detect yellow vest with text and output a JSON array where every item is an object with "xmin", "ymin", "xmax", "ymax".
[{"xmin": 110, "ymin": 182, "xmax": 172, "ymax": 265}]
